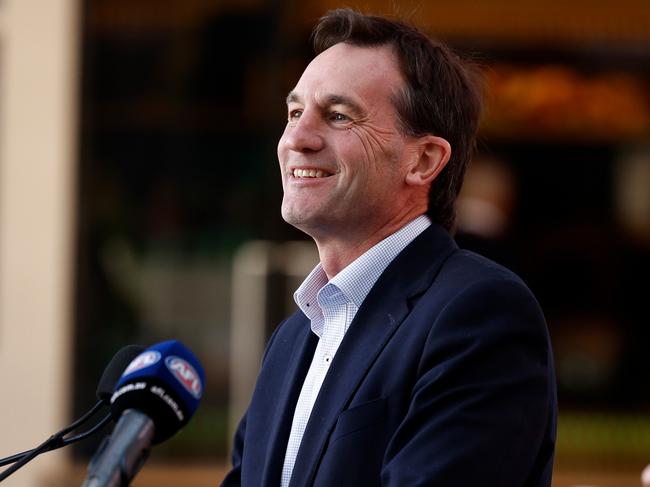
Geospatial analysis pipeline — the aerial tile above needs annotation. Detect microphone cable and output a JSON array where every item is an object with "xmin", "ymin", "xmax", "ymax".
[{"xmin": 0, "ymin": 345, "xmax": 144, "ymax": 481}]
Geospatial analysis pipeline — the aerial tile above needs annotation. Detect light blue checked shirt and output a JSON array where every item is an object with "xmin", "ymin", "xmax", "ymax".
[{"xmin": 280, "ymin": 215, "xmax": 431, "ymax": 487}]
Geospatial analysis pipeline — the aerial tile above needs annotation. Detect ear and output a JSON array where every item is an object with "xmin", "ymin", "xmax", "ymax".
[{"xmin": 404, "ymin": 135, "xmax": 451, "ymax": 187}]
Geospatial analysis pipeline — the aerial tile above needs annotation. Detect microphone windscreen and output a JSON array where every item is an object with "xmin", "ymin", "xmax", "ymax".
[
  {"xmin": 111, "ymin": 340, "xmax": 205, "ymax": 443},
  {"xmin": 96, "ymin": 345, "xmax": 146, "ymax": 403}
]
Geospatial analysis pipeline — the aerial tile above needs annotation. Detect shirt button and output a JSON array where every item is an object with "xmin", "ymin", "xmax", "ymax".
[{"xmin": 324, "ymin": 354, "xmax": 332, "ymax": 364}]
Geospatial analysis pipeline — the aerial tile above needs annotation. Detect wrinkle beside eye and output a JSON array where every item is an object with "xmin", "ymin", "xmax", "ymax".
[{"xmin": 349, "ymin": 123, "xmax": 397, "ymax": 162}]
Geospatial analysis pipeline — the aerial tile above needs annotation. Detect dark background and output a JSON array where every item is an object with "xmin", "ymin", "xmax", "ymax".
[{"xmin": 73, "ymin": 0, "xmax": 650, "ymax": 470}]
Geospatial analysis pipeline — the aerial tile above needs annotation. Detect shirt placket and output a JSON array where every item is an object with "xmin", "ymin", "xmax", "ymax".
[{"xmin": 313, "ymin": 297, "xmax": 346, "ymax": 394}]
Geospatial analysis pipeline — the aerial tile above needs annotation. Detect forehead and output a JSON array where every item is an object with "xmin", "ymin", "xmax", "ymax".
[{"xmin": 291, "ymin": 42, "xmax": 404, "ymax": 107}]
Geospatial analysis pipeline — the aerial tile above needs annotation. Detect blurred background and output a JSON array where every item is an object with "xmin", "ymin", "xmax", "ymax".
[{"xmin": 0, "ymin": 0, "xmax": 648, "ymax": 485}]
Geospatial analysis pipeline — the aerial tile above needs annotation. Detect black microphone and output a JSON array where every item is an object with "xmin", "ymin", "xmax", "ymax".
[
  {"xmin": 82, "ymin": 340, "xmax": 204, "ymax": 487},
  {"xmin": 96, "ymin": 345, "xmax": 148, "ymax": 403},
  {"xmin": 0, "ymin": 345, "xmax": 144, "ymax": 479}
]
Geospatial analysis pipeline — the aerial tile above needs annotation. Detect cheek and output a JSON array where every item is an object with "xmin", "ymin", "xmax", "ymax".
[
  {"xmin": 347, "ymin": 126, "xmax": 396, "ymax": 170},
  {"xmin": 346, "ymin": 129, "xmax": 373, "ymax": 160}
]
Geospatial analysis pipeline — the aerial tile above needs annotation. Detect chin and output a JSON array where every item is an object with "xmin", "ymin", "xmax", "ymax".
[
  {"xmin": 281, "ymin": 209, "xmax": 322, "ymax": 236},
  {"xmin": 281, "ymin": 207, "xmax": 308, "ymax": 228}
]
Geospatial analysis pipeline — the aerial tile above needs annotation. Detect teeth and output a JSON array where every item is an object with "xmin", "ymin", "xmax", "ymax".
[{"xmin": 293, "ymin": 168, "xmax": 329, "ymax": 178}]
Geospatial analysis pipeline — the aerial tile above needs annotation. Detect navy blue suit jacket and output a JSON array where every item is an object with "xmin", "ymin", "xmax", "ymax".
[{"xmin": 222, "ymin": 224, "xmax": 556, "ymax": 486}]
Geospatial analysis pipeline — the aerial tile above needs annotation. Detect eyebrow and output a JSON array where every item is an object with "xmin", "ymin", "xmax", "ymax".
[{"xmin": 285, "ymin": 91, "xmax": 365, "ymax": 118}]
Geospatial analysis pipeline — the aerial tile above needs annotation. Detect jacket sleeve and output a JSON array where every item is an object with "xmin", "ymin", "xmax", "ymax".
[
  {"xmin": 220, "ymin": 321, "xmax": 286, "ymax": 486},
  {"xmin": 220, "ymin": 413, "xmax": 246, "ymax": 486},
  {"xmin": 381, "ymin": 277, "xmax": 557, "ymax": 487}
]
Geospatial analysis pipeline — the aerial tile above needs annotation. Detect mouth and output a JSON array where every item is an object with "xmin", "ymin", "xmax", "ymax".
[{"xmin": 291, "ymin": 168, "xmax": 334, "ymax": 179}]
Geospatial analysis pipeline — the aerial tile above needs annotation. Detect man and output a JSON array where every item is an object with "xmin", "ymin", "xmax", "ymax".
[{"xmin": 223, "ymin": 9, "xmax": 556, "ymax": 487}]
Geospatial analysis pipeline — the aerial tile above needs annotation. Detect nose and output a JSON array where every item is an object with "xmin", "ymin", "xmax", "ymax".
[{"xmin": 281, "ymin": 111, "xmax": 324, "ymax": 153}]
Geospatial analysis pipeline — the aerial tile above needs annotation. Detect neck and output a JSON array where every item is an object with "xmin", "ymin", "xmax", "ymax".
[{"xmin": 313, "ymin": 210, "xmax": 425, "ymax": 279}]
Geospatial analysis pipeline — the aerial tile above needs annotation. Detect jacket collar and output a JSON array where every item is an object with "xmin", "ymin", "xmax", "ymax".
[{"xmin": 261, "ymin": 315, "xmax": 317, "ymax": 486}]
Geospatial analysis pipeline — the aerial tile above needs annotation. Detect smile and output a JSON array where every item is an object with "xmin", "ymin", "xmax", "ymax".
[{"xmin": 292, "ymin": 168, "xmax": 333, "ymax": 178}]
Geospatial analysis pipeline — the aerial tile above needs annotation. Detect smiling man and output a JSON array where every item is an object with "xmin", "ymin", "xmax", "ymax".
[
  {"xmin": 279, "ymin": 42, "xmax": 447, "ymax": 278},
  {"xmin": 223, "ymin": 9, "xmax": 556, "ymax": 487}
]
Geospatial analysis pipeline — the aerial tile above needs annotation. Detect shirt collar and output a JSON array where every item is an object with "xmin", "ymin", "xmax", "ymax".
[
  {"xmin": 294, "ymin": 263, "xmax": 328, "ymax": 323},
  {"xmin": 294, "ymin": 214, "xmax": 431, "ymax": 317}
]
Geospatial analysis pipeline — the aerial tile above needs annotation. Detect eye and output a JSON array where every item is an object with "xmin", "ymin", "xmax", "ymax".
[
  {"xmin": 329, "ymin": 112, "xmax": 349, "ymax": 123},
  {"xmin": 288, "ymin": 109, "xmax": 302, "ymax": 121}
]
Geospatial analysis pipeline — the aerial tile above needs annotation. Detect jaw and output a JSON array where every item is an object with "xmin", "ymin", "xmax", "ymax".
[{"xmin": 281, "ymin": 187, "xmax": 332, "ymax": 228}]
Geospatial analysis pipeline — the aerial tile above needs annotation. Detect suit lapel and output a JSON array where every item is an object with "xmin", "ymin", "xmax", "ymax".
[
  {"xmin": 261, "ymin": 312, "xmax": 318, "ymax": 487},
  {"xmin": 289, "ymin": 224, "xmax": 458, "ymax": 486}
]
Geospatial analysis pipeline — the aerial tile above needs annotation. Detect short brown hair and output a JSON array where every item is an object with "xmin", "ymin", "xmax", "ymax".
[{"xmin": 312, "ymin": 9, "xmax": 483, "ymax": 231}]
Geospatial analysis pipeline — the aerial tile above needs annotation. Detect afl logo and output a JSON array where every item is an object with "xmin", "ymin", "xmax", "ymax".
[
  {"xmin": 122, "ymin": 351, "xmax": 161, "ymax": 376},
  {"xmin": 165, "ymin": 356, "xmax": 202, "ymax": 399}
]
